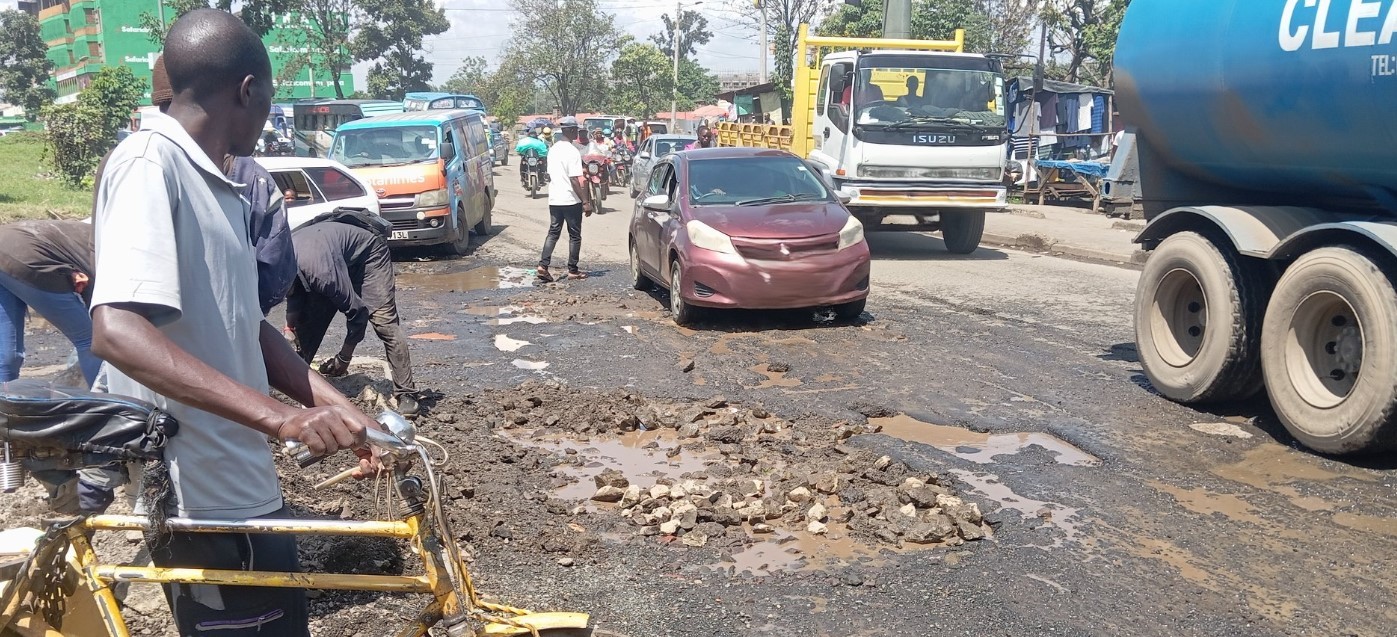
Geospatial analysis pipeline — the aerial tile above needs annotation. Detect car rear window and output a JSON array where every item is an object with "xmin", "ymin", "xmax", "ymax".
[
  {"xmin": 686, "ymin": 157, "xmax": 829, "ymax": 206},
  {"xmin": 303, "ymin": 166, "xmax": 366, "ymax": 201}
]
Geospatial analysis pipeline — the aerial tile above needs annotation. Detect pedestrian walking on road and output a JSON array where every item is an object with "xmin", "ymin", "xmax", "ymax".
[
  {"xmin": 286, "ymin": 210, "xmax": 420, "ymax": 417},
  {"xmin": 537, "ymin": 116, "xmax": 593, "ymax": 283}
]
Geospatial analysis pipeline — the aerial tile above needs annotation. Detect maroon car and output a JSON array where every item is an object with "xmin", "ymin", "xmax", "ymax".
[{"xmin": 628, "ymin": 147, "xmax": 871, "ymax": 325}]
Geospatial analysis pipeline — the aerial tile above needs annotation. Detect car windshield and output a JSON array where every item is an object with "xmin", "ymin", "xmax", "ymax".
[
  {"xmin": 855, "ymin": 65, "xmax": 1006, "ymax": 130},
  {"xmin": 654, "ymin": 138, "xmax": 695, "ymax": 156},
  {"xmin": 329, "ymin": 126, "xmax": 440, "ymax": 167},
  {"xmin": 686, "ymin": 156, "xmax": 829, "ymax": 206}
]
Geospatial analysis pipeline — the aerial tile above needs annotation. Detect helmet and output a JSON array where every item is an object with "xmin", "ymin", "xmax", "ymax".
[{"xmin": 543, "ymin": 126, "xmax": 552, "ymax": 135}]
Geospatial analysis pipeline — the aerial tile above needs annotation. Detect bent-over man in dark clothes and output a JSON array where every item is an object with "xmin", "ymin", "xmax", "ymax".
[{"xmin": 286, "ymin": 213, "xmax": 420, "ymax": 416}]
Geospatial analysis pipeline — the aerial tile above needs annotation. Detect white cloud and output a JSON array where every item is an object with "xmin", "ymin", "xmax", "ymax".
[{"xmin": 351, "ymin": 0, "xmax": 764, "ymax": 90}]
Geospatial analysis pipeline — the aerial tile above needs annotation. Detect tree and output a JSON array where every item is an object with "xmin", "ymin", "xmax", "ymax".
[
  {"xmin": 0, "ymin": 10, "xmax": 55, "ymax": 121},
  {"xmin": 818, "ymin": 0, "xmax": 993, "ymax": 52},
  {"xmin": 500, "ymin": 0, "xmax": 626, "ymax": 115},
  {"xmin": 734, "ymin": 0, "xmax": 825, "ymax": 123},
  {"xmin": 976, "ymin": 0, "xmax": 1036, "ymax": 56},
  {"xmin": 650, "ymin": 10, "xmax": 712, "ymax": 60},
  {"xmin": 42, "ymin": 66, "xmax": 146, "ymax": 187},
  {"xmin": 290, "ymin": 0, "xmax": 358, "ymax": 99},
  {"xmin": 138, "ymin": 0, "xmax": 293, "ymax": 45},
  {"xmin": 677, "ymin": 58, "xmax": 719, "ymax": 108},
  {"xmin": 1041, "ymin": 0, "xmax": 1129, "ymax": 86},
  {"xmin": 441, "ymin": 56, "xmax": 489, "ymax": 95},
  {"xmin": 609, "ymin": 42, "xmax": 671, "ymax": 118},
  {"xmin": 352, "ymin": 0, "xmax": 449, "ymax": 100}
]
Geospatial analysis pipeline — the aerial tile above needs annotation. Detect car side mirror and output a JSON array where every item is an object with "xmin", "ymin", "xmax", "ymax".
[
  {"xmin": 836, "ymin": 191, "xmax": 853, "ymax": 205},
  {"xmin": 642, "ymin": 194, "xmax": 670, "ymax": 212},
  {"xmin": 440, "ymin": 141, "xmax": 456, "ymax": 159},
  {"xmin": 638, "ymin": 152, "xmax": 651, "ymax": 160}
]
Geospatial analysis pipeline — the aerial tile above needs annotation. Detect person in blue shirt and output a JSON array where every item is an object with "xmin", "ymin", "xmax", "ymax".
[{"xmin": 515, "ymin": 129, "xmax": 550, "ymax": 187}]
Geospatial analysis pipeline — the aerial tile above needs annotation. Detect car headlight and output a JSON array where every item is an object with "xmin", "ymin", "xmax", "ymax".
[
  {"xmin": 414, "ymin": 188, "xmax": 449, "ymax": 207},
  {"xmin": 587, "ymin": 163, "xmax": 600, "ymax": 175},
  {"xmin": 837, "ymin": 216, "xmax": 865, "ymax": 251},
  {"xmin": 857, "ymin": 165, "xmax": 1003, "ymax": 181},
  {"xmin": 685, "ymin": 220, "xmax": 737, "ymax": 255}
]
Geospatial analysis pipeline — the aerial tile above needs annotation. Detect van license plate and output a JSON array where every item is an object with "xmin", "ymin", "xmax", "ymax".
[{"xmin": 390, "ymin": 231, "xmax": 410, "ymax": 240}]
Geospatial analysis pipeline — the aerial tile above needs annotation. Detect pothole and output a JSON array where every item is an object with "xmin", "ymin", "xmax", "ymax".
[
  {"xmin": 398, "ymin": 265, "xmax": 535, "ymax": 293},
  {"xmin": 950, "ymin": 469, "xmax": 1084, "ymax": 547},
  {"xmin": 465, "ymin": 304, "xmax": 549, "ymax": 326},
  {"xmin": 871, "ymin": 414, "xmax": 1100, "ymax": 467}
]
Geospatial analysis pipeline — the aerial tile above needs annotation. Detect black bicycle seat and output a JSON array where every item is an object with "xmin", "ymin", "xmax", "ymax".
[{"xmin": 0, "ymin": 380, "xmax": 177, "ymax": 464}]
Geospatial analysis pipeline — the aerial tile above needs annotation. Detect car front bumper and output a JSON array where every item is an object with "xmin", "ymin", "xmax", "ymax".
[{"xmin": 679, "ymin": 243, "xmax": 871, "ymax": 310}]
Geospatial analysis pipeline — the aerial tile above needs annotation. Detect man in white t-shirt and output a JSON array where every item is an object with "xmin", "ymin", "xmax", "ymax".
[
  {"xmin": 538, "ymin": 116, "xmax": 593, "ymax": 282},
  {"xmin": 90, "ymin": 10, "xmax": 379, "ymax": 634}
]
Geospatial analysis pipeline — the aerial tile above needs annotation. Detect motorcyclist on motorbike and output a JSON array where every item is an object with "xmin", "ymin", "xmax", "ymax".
[
  {"xmin": 515, "ymin": 129, "xmax": 549, "ymax": 187},
  {"xmin": 587, "ymin": 128, "xmax": 617, "ymax": 181},
  {"xmin": 541, "ymin": 126, "xmax": 554, "ymax": 144}
]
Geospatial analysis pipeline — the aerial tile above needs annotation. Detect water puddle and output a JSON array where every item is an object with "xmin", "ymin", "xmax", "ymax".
[
  {"xmin": 494, "ymin": 335, "xmax": 531, "ymax": 352},
  {"xmin": 950, "ymin": 469, "xmax": 1083, "ymax": 547},
  {"xmin": 871, "ymin": 414, "xmax": 1100, "ymax": 467},
  {"xmin": 748, "ymin": 364, "xmax": 803, "ymax": 389},
  {"xmin": 398, "ymin": 266, "xmax": 535, "ymax": 293},
  {"xmin": 1148, "ymin": 481, "xmax": 1264, "ymax": 526},
  {"xmin": 465, "ymin": 305, "xmax": 550, "ymax": 326},
  {"xmin": 721, "ymin": 529, "xmax": 899, "ymax": 575},
  {"xmin": 409, "ymin": 332, "xmax": 456, "ymax": 341},
  {"xmin": 504, "ymin": 430, "xmax": 713, "ymax": 501},
  {"xmin": 512, "ymin": 359, "xmax": 549, "ymax": 371},
  {"xmin": 1210, "ymin": 445, "xmax": 1376, "ymax": 513}
]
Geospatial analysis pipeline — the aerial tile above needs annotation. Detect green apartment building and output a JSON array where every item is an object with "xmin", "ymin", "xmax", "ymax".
[{"xmin": 34, "ymin": 0, "xmax": 354, "ymax": 106}]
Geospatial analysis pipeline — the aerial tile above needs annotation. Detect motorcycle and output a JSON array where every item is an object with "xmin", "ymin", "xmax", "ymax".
[
  {"xmin": 612, "ymin": 146, "xmax": 632, "ymax": 188},
  {"xmin": 583, "ymin": 153, "xmax": 610, "ymax": 208},
  {"xmin": 521, "ymin": 148, "xmax": 546, "ymax": 198}
]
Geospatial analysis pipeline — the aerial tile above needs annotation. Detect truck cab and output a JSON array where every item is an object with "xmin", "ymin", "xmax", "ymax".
[{"xmin": 810, "ymin": 50, "xmax": 1008, "ymax": 238}]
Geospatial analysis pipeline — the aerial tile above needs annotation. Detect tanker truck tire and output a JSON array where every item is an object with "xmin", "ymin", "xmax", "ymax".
[
  {"xmin": 1135, "ymin": 231, "xmax": 1264, "ymax": 404},
  {"xmin": 941, "ymin": 211, "xmax": 985, "ymax": 254},
  {"xmin": 1260, "ymin": 247, "xmax": 1397, "ymax": 454}
]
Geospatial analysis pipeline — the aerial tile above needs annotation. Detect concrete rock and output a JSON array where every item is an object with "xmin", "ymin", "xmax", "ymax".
[
  {"xmin": 806, "ymin": 503, "xmax": 828, "ymax": 523},
  {"xmin": 591, "ymin": 485, "xmax": 626, "ymax": 502},
  {"xmin": 594, "ymin": 469, "xmax": 629, "ymax": 489},
  {"xmin": 678, "ymin": 508, "xmax": 699, "ymax": 530},
  {"xmin": 899, "ymin": 503, "xmax": 917, "ymax": 518},
  {"xmin": 678, "ymin": 423, "xmax": 702, "ymax": 438},
  {"xmin": 813, "ymin": 473, "xmax": 841, "ymax": 495},
  {"xmin": 706, "ymin": 426, "xmax": 744, "ymax": 444},
  {"xmin": 619, "ymin": 485, "xmax": 643, "ymax": 508},
  {"xmin": 904, "ymin": 513, "xmax": 958, "ymax": 544},
  {"xmin": 752, "ymin": 523, "xmax": 775, "ymax": 534},
  {"xmin": 557, "ymin": 557, "xmax": 575, "ymax": 567},
  {"xmin": 937, "ymin": 494, "xmax": 983, "ymax": 525},
  {"xmin": 872, "ymin": 455, "xmax": 892, "ymax": 471},
  {"xmin": 807, "ymin": 521, "xmax": 829, "ymax": 535},
  {"xmin": 659, "ymin": 520, "xmax": 681, "ymax": 535},
  {"xmin": 958, "ymin": 519, "xmax": 987, "ymax": 541},
  {"xmin": 681, "ymin": 532, "xmax": 708, "ymax": 547},
  {"xmin": 650, "ymin": 484, "xmax": 671, "ymax": 500}
]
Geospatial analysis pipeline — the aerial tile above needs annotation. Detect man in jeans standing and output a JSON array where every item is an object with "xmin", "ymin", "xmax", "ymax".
[{"xmin": 537, "ymin": 116, "xmax": 593, "ymax": 283}]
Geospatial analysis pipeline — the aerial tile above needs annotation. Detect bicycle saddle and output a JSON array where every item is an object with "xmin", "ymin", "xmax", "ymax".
[{"xmin": 0, "ymin": 380, "xmax": 177, "ymax": 468}]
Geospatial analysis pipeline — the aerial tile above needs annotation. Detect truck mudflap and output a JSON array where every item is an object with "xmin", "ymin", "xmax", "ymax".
[
  {"xmin": 1134, "ymin": 205, "xmax": 1397, "ymax": 260},
  {"xmin": 838, "ymin": 183, "xmax": 1006, "ymax": 209}
]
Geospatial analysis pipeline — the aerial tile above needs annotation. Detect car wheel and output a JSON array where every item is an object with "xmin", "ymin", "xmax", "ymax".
[
  {"xmin": 630, "ymin": 240, "xmax": 652, "ymax": 291},
  {"xmin": 447, "ymin": 205, "xmax": 471, "ymax": 256},
  {"xmin": 670, "ymin": 260, "xmax": 700, "ymax": 326},
  {"xmin": 834, "ymin": 298, "xmax": 866, "ymax": 321},
  {"xmin": 474, "ymin": 204, "xmax": 492, "ymax": 236}
]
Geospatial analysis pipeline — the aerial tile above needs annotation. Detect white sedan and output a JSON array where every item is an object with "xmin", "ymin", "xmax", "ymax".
[{"xmin": 255, "ymin": 157, "xmax": 380, "ymax": 229}]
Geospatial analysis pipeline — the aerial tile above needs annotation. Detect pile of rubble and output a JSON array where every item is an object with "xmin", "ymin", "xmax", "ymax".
[{"xmin": 442, "ymin": 380, "xmax": 992, "ymax": 549}]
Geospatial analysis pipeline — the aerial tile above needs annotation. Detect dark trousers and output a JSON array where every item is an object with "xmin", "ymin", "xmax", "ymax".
[
  {"xmin": 539, "ymin": 203, "xmax": 583, "ymax": 272},
  {"xmin": 149, "ymin": 506, "xmax": 309, "ymax": 636},
  {"xmin": 286, "ymin": 288, "xmax": 417, "ymax": 396}
]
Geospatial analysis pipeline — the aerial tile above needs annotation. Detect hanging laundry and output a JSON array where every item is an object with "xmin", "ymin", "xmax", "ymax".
[
  {"xmin": 1057, "ymin": 94, "xmax": 1077, "ymax": 133},
  {"xmin": 1091, "ymin": 95, "xmax": 1107, "ymax": 133},
  {"xmin": 1039, "ymin": 93, "xmax": 1058, "ymax": 130},
  {"xmin": 1078, "ymin": 96, "xmax": 1093, "ymax": 133}
]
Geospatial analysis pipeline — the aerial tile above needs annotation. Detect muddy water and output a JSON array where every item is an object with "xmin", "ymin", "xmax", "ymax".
[
  {"xmin": 872, "ymin": 414, "xmax": 1101, "ymax": 467},
  {"xmin": 465, "ymin": 305, "xmax": 550, "ymax": 326},
  {"xmin": 494, "ymin": 335, "xmax": 531, "ymax": 352},
  {"xmin": 1148, "ymin": 481, "xmax": 1265, "ymax": 526},
  {"xmin": 722, "ymin": 529, "xmax": 899, "ymax": 575},
  {"xmin": 950, "ymin": 469, "xmax": 1083, "ymax": 546},
  {"xmin": 512, "ymin": 359, "xmax": 549, "ymax": 371},
  {"xmin": 506, "ymin": 430, "xmax": 713, "ymax": 501},
  {"xmin": 398, "ymin": 266, "xmax": 535, "ymax": 293},
  {"xmin": 1210, "ymin": 444, "xmax": 1376, "ymax": 512}
]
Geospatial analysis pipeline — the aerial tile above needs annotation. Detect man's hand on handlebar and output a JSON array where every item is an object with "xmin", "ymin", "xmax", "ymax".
[{"xmin": 276, "ymin": 404, "xmax": 378, "ymax": 459}]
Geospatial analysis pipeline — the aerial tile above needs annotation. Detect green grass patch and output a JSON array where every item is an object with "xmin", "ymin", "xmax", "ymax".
[{"xmin": 0, "ymin": 132, "xmax": 92, "ymax": 222}]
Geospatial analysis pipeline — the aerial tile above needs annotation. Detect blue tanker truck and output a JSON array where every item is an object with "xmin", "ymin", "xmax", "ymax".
[{"xmin": 1118, "ymin": 0, "xmax": 1397, "ymax": 454}]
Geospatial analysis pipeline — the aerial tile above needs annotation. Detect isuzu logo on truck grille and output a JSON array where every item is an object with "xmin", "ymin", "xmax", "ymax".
[{"xmin": 912, "ymin": 134, "xmax": 957, "ymax": 144}]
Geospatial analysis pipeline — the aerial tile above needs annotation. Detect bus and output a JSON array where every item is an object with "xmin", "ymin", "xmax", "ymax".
[
  {"xmin": 292, "ymin": 99, "xmax": 404, "ymax": 157},
  {"xmin": 403, "ymin": 92, "xmax": 486, "ymax": 112}
]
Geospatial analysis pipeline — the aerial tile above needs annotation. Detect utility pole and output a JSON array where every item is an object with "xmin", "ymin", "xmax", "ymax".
[
  {"xmin": 757, "ymin": 0, "xmax": 768, "ymax": 84},
  {"xmin": 883, "ymin": 0, "xmax": 911, "ymax": 39},
  {"xmin": 671, "ymin": 0, "xmax": 682, "ymax": 131}
]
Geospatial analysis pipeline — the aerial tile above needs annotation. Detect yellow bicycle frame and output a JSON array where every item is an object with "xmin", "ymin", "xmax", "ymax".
[{"xmin": 21, "ymin": 510, "xmax": 588, "ymax": 637}]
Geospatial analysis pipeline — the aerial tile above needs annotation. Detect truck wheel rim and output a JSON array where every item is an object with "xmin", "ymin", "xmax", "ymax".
[
  {"xmin": 1285, "ymin": 291, "xmax": 1362, "ymax": 409},
  {"xmin": 1152, "ymin": 268, "xmax": 1207, "ymax": 367}
]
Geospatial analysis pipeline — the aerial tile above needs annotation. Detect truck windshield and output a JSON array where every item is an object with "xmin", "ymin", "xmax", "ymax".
[
  {"xmin": 330, "ymin": 126, "xmax": 440, "ymax": 167},
  {"xmin": 854, "ymin": 65, "xmax": 1005, "ymax": 131}
]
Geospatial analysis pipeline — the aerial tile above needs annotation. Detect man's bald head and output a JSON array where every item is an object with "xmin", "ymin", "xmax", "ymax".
[{"xmin": 164, "ymin": 9, "xmax": 272, "ymax": 101}]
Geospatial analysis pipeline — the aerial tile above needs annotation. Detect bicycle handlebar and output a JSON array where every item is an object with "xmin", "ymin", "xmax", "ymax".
[{"xmin": 287, "ymin": 427, "xmax": 414, "ymax": 468}]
